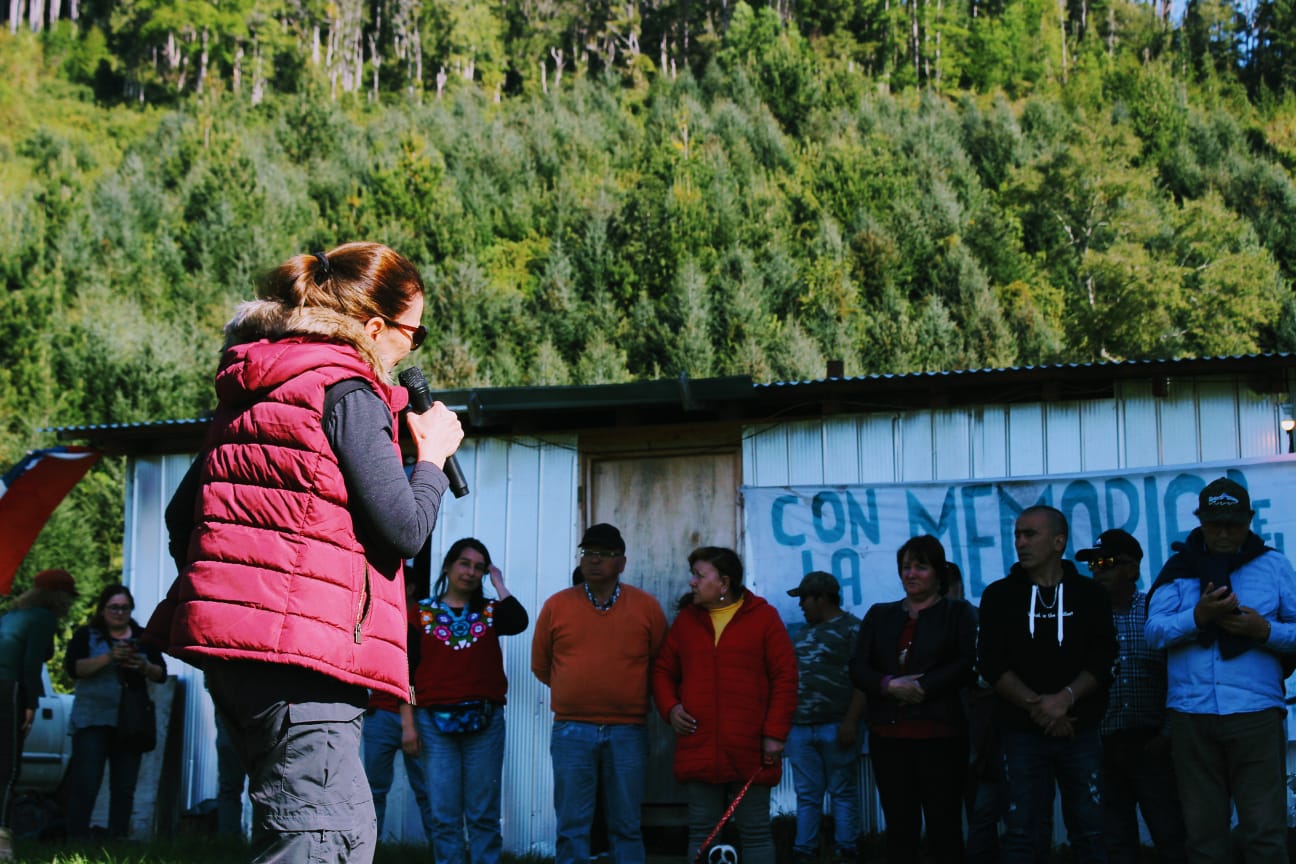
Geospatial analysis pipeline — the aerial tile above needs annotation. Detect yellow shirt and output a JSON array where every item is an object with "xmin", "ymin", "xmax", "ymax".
[{"xmin": 708, "ymin": 596, "xmax": 744, "ymax": 645}]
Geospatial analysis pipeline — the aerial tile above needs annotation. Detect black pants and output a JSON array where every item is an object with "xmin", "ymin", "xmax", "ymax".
[
  {"xmin": 0, "ymin": 680, "xmax": 22, "ymax": 829},
  {"xmin": 870, "ymin": 734, "xmax": 968, "ymax": 863}
]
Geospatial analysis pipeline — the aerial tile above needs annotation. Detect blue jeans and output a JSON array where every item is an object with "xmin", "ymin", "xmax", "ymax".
[
  {"xmin": 786, "ymin": 722, "xmax": 861, "ymax": 856},
  {"xmin": 414, "ymin": 704, "xmax": 506, "ymax": 864},
  {"xmin": 362, "ymin": 708, "xmax": 433, "ymax": 841},
  {"xmin": 549, "ymin": 720, "xmax": 647, "ymax": 864},
  {"xmin": 65, "ymin": 725, "xmax": 143, "ymax": 838},
  {"xmin": 1000, "ymin": 727, "xmax": 1106, "ymax": 864},
  {"xmin": 214, "ymin": 708, "xmax": 248, "ymax": 837}
]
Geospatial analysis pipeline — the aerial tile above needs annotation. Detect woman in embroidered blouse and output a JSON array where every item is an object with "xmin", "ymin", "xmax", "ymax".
[
  {"xmin": 850, "ymin": 535, "xmax": 977, "ymax": 863},
  {"xmin": 63, "ymin": 584, "xmax": 167, "ymax": 839},
  {"xmin": 410, "ymin": 538, "xmax": 528, "ymax": 864}
]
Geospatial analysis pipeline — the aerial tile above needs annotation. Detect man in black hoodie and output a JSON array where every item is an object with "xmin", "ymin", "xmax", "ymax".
[{"xmin": 977, "ymin": 505, "xmax": 1118, "ymax": 864}]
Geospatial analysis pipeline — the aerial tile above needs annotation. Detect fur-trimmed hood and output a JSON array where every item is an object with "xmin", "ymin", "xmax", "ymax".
[{"xmin": 223, "ymin": 300, "xmax": 388, "ymax": 380}]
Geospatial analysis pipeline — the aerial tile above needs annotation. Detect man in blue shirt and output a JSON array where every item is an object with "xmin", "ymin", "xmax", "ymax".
[{"xmin": 1146, "ymin": 477, "xmax": 1296, "ymax": 864}]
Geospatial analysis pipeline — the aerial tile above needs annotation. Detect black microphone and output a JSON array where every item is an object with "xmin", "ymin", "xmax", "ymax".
[{"xmin": 398, "ymin": 366, "xmax": 469, "ymax": 499}]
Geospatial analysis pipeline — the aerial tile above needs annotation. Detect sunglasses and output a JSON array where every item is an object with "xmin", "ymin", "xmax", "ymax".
[
  {"xmin": 384, "ymin": 318, "xmax": 427, "ymax": 351},
  {"xmin": 1086, "ymin": 556, "xmax": 1130, "ymax": 572}
]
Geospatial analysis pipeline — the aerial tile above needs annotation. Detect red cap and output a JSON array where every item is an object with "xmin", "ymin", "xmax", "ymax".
[{"xmin": 33, "ymin": 568, "xmax": 77, "ymax": 595}]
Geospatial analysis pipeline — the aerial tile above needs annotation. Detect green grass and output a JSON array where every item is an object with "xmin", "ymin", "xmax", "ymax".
[{"xmin": 9, "ymin": 837, "xmax": 553, "ymax": 863}]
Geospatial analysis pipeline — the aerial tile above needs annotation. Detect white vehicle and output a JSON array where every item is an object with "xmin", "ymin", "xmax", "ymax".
[{"xmin": 19, "ymin": 665, "xmax": 73, "ymax": 794}]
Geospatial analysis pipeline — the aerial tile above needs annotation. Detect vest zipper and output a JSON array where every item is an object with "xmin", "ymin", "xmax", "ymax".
[{"xmin": 355, "ymin": 564, "xmax": 372, "ymax": 644}]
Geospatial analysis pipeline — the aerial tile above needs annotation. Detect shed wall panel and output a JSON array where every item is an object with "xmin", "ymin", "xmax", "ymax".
[
  {"xmin": 1008, "ymin": 405, "xmax": 1045, "ymax": 476},
  {"xmin": 899, "ymin": 413, "xmax": 934, "ymax": 482},
  {"xmin": 120, "ymin": 437, "xmax": 579, "ymax": 854},
  {"xmin": 1198, "ymin": 381, "xmax": 1240, "ymax": 462},
  {"xmin": 1079, "ymin": 400, "xmax": 1119, "ymax": 472},
  {"xmin": 1119, "ymin": 381, "xmax": 1160, "ymax": 467},
  {"xmin": 1241, "ymin": 396, "xmax": 1281, "ymax": 458},
  {"xmin": 1160, "ymin": 389, "xmax": 1201, "ymax": 466},
  {"xmin": 934, "ymin": 410, "xmax": 972, "ymax": 481},
  {"xmin": 1045, "ymin": 404, "xmax": 1082, "ymax": 475},
  {"xmin": 822, "ymin": 417, "xmax": 861, "ymax": 482},
  {"xmin": 858, "ymin": 416, "xmax": 898, "ymax": 484}
]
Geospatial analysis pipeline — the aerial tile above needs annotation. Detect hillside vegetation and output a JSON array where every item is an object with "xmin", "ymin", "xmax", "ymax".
[{"xmin": 2, "ymin": 0, "xmax": 1295, "ymax": 609}]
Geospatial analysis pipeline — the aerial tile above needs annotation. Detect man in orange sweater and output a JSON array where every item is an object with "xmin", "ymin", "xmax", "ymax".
[{"xmin": 531, "ymin": 523, "xmax": 668, "ymax": 864}]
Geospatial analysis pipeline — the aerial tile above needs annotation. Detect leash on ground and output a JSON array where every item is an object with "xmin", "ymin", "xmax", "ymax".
[{"xmin": 692, "ymin": 767, "xmax": 763, "ymax": 864}]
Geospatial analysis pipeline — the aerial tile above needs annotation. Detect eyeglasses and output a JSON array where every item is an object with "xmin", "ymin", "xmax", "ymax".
[
  {"xmin": 105, "ymin": 604, "xmax": 133, "ymax": 613},
  {"xmin": 1086, "ymin": 557, "xmax": 1129, "ymax": 573},
  {"xmin": 384, "ymin": 318, "xmax": 428, "ymax": 351},
  {"xmin": 580, "ymin": 549, "xmax": 622, "ymax": 563}
]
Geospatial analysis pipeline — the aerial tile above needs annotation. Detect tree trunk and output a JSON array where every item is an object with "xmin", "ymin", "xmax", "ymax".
[
  {"xmin": 46, "ymin": 0, "xmax": 59, "ymax": 28},
  {"xmin": 28, "ymin": 0, "xmax": 40, "ymax": 33},
  {"xmin": 1059, "ymin": 0, "xmax": 1069, "ymax": 81},
  {"xmin": 252, "ymin": 39, "xmax": 265, "ymax": 105},
  {"xmin": 198, "ymin": 27, "xmax": 209, "ymax": 95},
  {"xmin": 368, "ymin": 32, "xmax": 379, "ymax": 101},
  {"xmin": 9, "ymin": 0, "xmax": 21, "ymax": 35}
]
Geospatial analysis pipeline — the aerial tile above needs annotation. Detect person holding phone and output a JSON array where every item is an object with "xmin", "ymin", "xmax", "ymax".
[
  {"xmin": 1147, "ymin": 478, "xmax": 1296, "ymax": 864},
  {"xmin": 64, "ymin": 584, "xmax": 166, "ymax": 838}
]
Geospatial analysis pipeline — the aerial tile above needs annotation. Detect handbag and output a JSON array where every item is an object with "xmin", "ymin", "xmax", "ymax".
[
  {"xmin": 427, "ymin": 700, "xmax": 492, "ymax": 735},
  {"xmin": 114, "ymin": 680, "xmax": 157, "ymax": 753}
]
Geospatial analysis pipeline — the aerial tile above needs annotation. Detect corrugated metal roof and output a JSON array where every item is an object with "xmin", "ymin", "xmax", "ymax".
[
  {"xmin": 756, "ymin": 352, "xmax": 1296, "ymax": 387},
  {"xmin": 46, "ymin": 354, "xmax": 1296, "ymax": 453}
]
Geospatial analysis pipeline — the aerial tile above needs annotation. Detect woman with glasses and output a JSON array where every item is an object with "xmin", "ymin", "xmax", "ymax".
[
  {"xmin": 153, "ymin": 242, "xmax": 463, "ymax": 861},
  {"xmin": 651, "ymin": 546, "xmax": 798, "ymax": 864},
  {"xmin": 850, "ymin": 535, "xmax": 977, "ymax": 863},
  {"xmin": 409, "ymin": 538, "xmax": 527, "ymax": 864},
  {"xmin": 64, "ymin": 584, "xmax": 166, "ymax": 838}
]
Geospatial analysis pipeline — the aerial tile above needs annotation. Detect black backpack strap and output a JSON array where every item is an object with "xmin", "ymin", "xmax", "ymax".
[{"xmin": 323, "ymin": 377, "xmax": 374, "ymax": 422}]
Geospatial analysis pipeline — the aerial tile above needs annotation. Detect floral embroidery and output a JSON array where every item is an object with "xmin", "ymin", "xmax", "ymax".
[{"xmin": 418, "ymin": 599, "xmax": 494, "ymax": 650}]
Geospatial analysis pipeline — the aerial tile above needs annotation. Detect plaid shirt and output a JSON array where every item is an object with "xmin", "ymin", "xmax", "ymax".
[{"xmin": 1101, "ymin": 590, "xmax": 1167, "ymax": 735}]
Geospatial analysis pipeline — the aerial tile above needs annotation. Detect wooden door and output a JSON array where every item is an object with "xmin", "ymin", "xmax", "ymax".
[{"xmin": 583, "ymin": 425, "xmax": 741, "ymax": 824}]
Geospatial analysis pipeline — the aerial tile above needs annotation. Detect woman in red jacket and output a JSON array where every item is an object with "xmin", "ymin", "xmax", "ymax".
[{"xmin": 652, "ymin": 547, "xmax": 798, "ymax": 864}]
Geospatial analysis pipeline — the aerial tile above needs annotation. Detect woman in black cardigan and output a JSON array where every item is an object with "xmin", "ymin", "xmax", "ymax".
[{"xmin": 851, "ymin": 535, "xmax": 978, "ymax": 863}]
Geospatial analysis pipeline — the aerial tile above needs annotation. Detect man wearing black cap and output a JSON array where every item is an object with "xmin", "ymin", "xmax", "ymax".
[
  {"xmin": 784, "ymin": 572, "xmax": 866, "ymax": 864},
  {"xmin": 1077, "ymin": 530, "xmax": 1186, "ymax": 864},
  {"xmin": 531, "ymin": 523, "xmax": 668, "ymax": 864},
  {"xmin": 1146, "ymin": 477, "xmax": 1296, "ymax": 864}
]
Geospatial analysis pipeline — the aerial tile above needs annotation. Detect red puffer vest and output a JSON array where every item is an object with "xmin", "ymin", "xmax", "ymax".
[
  {"xmin": 652, "ymin": 592, "xmax": 798, "ymax": 786},
  {"xmin": 165, "ymin": 338, "xmax": 412, "ymax": 701}
]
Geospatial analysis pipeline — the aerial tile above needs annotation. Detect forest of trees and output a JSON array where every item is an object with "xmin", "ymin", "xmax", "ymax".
[{"xmin": 3, "ymin": 0, "xmax": 1296, "ymax": 627}]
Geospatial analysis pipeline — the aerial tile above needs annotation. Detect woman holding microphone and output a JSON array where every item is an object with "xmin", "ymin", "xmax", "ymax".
[{"xmin": 155, "ymin": 242, "xmax": 463, "ymax": 863}]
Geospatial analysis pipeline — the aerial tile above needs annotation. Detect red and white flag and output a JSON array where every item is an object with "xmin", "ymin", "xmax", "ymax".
[{"xmin": 0, "ymin": 446, "xmax": 102, "ymax": 595}]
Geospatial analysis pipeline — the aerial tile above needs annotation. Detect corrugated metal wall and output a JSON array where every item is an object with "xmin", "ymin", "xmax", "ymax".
[
  {"xmin": 741, "ymin": 379, "xmax": 1283, "ymax": 486},
  {"xmin": 121, "ymin": 435, "xmax": 580, "ymax": 855},
  {"xmin": 118, "ymin": 372, "xmax": 1292, "ymax": 853},
  {"xmin": 739, "ymin": 374, "xmax": 1291, "ymax": 838}
]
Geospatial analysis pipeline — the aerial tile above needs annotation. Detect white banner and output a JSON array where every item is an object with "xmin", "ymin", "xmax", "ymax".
[{"xmin": 743, "ymin": 456, "xmax": 1296, "ymax": 625}]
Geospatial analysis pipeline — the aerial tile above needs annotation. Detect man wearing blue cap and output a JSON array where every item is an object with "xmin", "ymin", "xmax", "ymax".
[{"xmin": 1146, "ymin": 477, "xmax": 1296, "ymax": 864}]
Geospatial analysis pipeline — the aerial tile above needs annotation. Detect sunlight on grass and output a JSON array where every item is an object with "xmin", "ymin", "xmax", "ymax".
[{"xmin": 11, "ymin": 836, "xmax": 554, "ymax": 863}]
